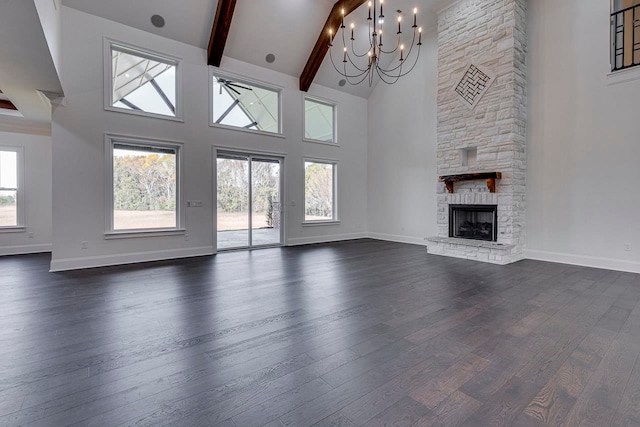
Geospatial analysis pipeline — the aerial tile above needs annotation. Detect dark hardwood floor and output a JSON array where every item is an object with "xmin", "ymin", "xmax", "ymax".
[{"xmin": 1, "ymin": 239, "xmax": 639, "ymax": 426}]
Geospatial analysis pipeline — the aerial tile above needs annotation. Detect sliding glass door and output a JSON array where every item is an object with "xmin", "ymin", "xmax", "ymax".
[{"xmin": 216, "ymin": 152, "xmax": 282, "ymax": 250}]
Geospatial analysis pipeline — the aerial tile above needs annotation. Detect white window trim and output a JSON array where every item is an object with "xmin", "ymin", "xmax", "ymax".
[
  {"xmin": 104, "ymin": 38, "xmax": 184, "ymax": 122},
  {"xmin": 0, "ymin": 145, "xmax": 25, "ymax": 232},
  {"xmin": 607, "ymin": 66, "xmax": 640, "ymax": 85},
  {"xmin": 302, "ymin": 157, "xmax": 339, "ymax": 225},
  {"xmin": 208, "ymin": 68, "xmax": 285, "ymax": 138},
  {"xmin": 303, "ymin": 95, "xmax": 339, "ymax": 146},
  {"xmin": 104, "ymin": 133, "xmax": 185, "ymax": 237}
]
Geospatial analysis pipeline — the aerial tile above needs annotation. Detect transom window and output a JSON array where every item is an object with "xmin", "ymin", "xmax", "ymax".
[
  {"xmin": 611, "ymin": 0, "xmax": 640, "ymax": 71},
  {"xmin": 304, "ymin": 97, "xmax": 337, "ymax": 143},
  {"xmin": 211, "ymin": 73, "xmax": 281, "ymax": 134},
  {"xmin": 304, "ymin": 160, "xmax": 337, "ymax": 223},
  {"xmin": 107, "ymin": 42, "xmax": 180, "ymax": 119},
  {"xmin": 107, "ymin": 137, "xmax": 182, "ymax": 233},
  {"xmin": 0, "ymin": 147, "xmax": 23, "ymax": 229}
]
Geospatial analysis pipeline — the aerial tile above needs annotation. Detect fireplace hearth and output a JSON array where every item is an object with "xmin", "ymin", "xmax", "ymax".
[{"xmin": 449, "ymin": 205, "xmax": 498, "ymax": 242}]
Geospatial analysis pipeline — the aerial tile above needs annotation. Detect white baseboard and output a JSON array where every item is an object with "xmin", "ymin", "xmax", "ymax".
[
  {"xmin": 0, "ymin": 244, "xmax": 52, "ymax": 256},
  {"xmin": 286, "ymin": 232, "xmax": 368, "ymax": 246},
  {"xmin": 526, "ymin": 249, "xmax": 640, "ymax": 274},
  {"xmin": 367, "ymin": 232, "xmax": 428, "ymax": 246},
  {"xmin": 50, "ymin": 246, "xmax": 214, "ymax": 272}
]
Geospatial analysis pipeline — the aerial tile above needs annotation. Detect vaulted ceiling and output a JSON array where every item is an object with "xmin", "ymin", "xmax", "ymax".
[{"xmin": 63, "ymin": 0, "xmax": 452, "ymax": 98}]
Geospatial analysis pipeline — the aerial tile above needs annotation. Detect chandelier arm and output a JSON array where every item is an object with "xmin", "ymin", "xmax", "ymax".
[
  {"xmin": 346, "ymin": 67, "xmax": 374, "ymax": 85},
  {"xmin": 377, "ymin": 34, "xmax": 418, "ymax": 74},
  {"xmin": 329, "ymin": 49, "xmax": 370, "ymax": 78},
  {"xmin": 375, "ymin": 63, "xmax": 402, "ymax": 84},
  {"xmin": 345, "ymin": 52, "xmax": 371, "ymax": 73},
  {"xmin": 378, "ymin": 34, "xmax": 401, "ymax": 55},
  {"xmin": 394, "ymin": 47, "xmax": 422, "ymax": 78},
  {"xmin": 378, "ymin": 45, "xmax": 421, "ymax": 78},
  {"xmin": 381, "ymin": 28, "xmax": 417, "ymax": 69},
  {"xmin": 349, "ymin": 40, "xmax": 373, "ymax": 58}
]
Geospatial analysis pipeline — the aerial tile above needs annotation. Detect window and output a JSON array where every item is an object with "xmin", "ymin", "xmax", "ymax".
[
  {"xmin": 211, "ymin": 72, "xmax": 281, "ymax": 134},
  {"xmin": 304, "ymin": 97, "xmax": 336, "ymax": 143},
  {"xmin": 611, "ymin": 0, "xmax": 640, "ymax": 71},
  {"xmin": 107, "ymin": 136, "xmax": 182, "ymax": 234},
  {"xmin": 304, "ymin": 160, "xmax": 337, "ymax": 223},
  {"xmin": 0, "ymin": 147, "xmax": 22, "ymax": 229},
  {"xmin": 107, "ymin": 41, "xmax": 181, "ymax": 120}
]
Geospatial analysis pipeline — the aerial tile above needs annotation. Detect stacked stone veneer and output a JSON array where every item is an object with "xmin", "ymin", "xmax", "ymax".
[{"xmin": 427, "ymin": 0, "xmax": 527, "ymax": 265}]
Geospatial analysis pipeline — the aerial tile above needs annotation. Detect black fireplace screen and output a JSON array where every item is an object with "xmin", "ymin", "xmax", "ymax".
[{"xmin": 449, "ymin": 205, "xmax": 498, "ymax": 242}]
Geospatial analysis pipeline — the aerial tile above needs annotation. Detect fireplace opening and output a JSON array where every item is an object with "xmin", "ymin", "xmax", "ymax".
[{"xmin": 449, "ymin": 204, "xmax": 498, "ymax": 242}]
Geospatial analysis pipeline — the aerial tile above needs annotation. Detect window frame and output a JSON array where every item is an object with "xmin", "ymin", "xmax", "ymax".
[
  {"xmin": 0, "ymin": 145, "xmax": 25, "ymax": 232},
  {"xmin": 104, "ymin": 39, "xmax": 183, "ymax": 122},
  {"xmin": 303, "ymin": 95, "xmax": 338, "ymax": 146},
  {"xmin": 302, "ymin": 157, "xmax": 339, "ymax": 226},
  {"xmin": 208, "ymin": 68, "xmax": 285, "ymax": 138},
  {"xmin": 104, "ymin": 133, "xmax": 185, "ymax": 238}
]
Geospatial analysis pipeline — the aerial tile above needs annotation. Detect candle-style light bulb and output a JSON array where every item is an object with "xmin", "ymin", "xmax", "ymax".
[
  {"xmin": 379, "ymin": 29, "xmax": 383, "ymax": 47},
  {"xmin": 418, "ymin": 27, "xmax": 422, "ymax": 45},
  {"xmin": 397, "ymin": 16, "xmax": 402, "ymax": 34},
  {"xmin": 328, "ymin": 28, "xmax": 333, "ymax": 46},
  {"xmin": 350, "ymin": 22, "xmax": 355, "ymax": 40},
  {"xmin": 341, "ymin": 8, "xmax": 345, "ymax": 28},
  {"xmin": 343, "ymin": 46, "xmax": 347, "ymax": 62},
  {"xmin": 368, "ymin": 1, "xmax": 372, "ymax": 20},
  {"xmin": 380, "ymin": 0, "xmax": 384, "ymax": 18},
  {"xmin": 413, "ymin": 8, "xmax": 417, "ymax": 27},
  {"xmin": 400, "ymin": 44, "xmax": 404, "ymax": 61}
]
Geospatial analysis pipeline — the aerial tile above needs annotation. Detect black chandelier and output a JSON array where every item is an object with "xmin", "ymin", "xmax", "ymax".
[{"xmin": 328, "ymin": 0, "xmax": 422, "ymax": 86}]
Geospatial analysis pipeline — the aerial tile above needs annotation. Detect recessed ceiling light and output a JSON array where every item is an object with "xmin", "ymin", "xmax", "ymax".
[
  {"xmin": 338, "ymin": 79, "xmax": 346, "ymax": 87},
  {"xmin": 265, "ymin": 53, "xmax": 276, "ymax": 64},
  {"xmin": 151, "ymin": 14, "xmax": 165, "ymax": 28}
]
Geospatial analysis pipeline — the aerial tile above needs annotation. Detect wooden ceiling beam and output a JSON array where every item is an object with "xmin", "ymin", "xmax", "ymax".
[
  {"xmin": 300, "ymin": 0, "xmax": 367, "ymax": 92},
  {"xmin": 0, "ymin": 99, "xmax": 17, "ymax": 110},
  {"xmin": 207, "ymin": 0, "xmax": 237, "ymax": 67}
]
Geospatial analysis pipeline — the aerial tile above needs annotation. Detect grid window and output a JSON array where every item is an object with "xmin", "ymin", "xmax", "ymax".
[
  {"xmin": 0, "ymin": 148, "xmax": 21, "ymax": 228},
  {"xmin": 109, "ymin": 139, "xmax": 181, "ymax": 232},
  {"xmin": 108, "ymin": 43, "xmax": 180, "ymax": 119},
  {"xmin": 304, "ymin": 97, "xmax": 336, "ymax": 143},
  {"xmin": 211, "ymin": 74, "xmax": 281, "ymax": 134},
  {"xmin": 304, "ymin": 160, "xmax": 337, "ymax": 222}
]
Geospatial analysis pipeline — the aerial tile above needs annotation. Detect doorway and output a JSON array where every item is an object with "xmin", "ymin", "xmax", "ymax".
[{"xmin": 216, "ymin": 151, "xmax": 283, "ymax": 250}]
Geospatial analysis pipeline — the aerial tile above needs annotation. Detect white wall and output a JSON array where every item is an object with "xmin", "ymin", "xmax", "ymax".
[
  {"xmin": 526, "ymin": 0, "xmax": 640, "ymax": 273},
  {"xmin": 50, "ymin": 7, "xmax": 368, "ymax": 271},
  {"xmin": 0, "ymin": 126, "xmax": 52, "ymax": 256},
  {"xmin": 367, "ymin": 30, "xmax": 439, "ymax": 245}
]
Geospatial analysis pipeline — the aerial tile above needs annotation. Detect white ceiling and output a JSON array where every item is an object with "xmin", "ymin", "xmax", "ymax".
[{"xmin": 61, "ymin": 0, "xmax": 454, "ymax": 98}]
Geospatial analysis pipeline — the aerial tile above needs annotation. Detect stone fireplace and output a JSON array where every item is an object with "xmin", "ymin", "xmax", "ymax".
[{"xmin": 427, "ymin": 0, "xmax": 527, "ymax": 265}]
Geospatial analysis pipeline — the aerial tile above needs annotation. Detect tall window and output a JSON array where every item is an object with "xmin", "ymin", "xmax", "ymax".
[
  {"xmin": 611, "ymin": 0, "xmax": 640, "ymax": 71},
  {"xmin": 0, "ymin": 147, "xmax": 22, "ymax": 228},
  {"xmin": 107, "ymin": 137, "xmax": 182, "ymax": 233},
  {"xmin": 107, "ymin": 42, "xmax": 181, "ymax": 119},
  {"xmin": 304, "ymin": 160, "xmax": 337, "ymax": 223},
  {"xmin": 304, "ymin": 97, "xmax": 336, "ymax": 143},
  {"xmin": 211, "ymin": 73, "xmax": 281, "ymax": 134}
]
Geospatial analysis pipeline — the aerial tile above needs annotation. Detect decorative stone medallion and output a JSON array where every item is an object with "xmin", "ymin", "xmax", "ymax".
[{"xmin": 454, "ymin": 63, "xmax": 495, "ymax": 110}]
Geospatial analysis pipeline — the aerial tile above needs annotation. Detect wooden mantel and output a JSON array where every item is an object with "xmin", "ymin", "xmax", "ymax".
[{"xmin": 439, "ymin": 172, "xmax": 502, "ymax": 193}]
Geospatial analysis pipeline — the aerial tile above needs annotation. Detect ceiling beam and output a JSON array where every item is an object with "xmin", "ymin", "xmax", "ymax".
[
  {"xmin": 0, "ymin": 99, "xmax": 17, "ymax": 110},
  {"xmin": 300, "ymin": 0, "xmax": 367, "ymax": 92},
  {"xmin": 207, "ymin": 0, "xmax": 237, "ymax": 67}
]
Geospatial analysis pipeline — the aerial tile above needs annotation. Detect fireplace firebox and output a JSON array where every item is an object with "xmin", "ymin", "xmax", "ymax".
[{"xmin": 449, "ymin": 205, "xmax": 498, "ymax": 242}]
